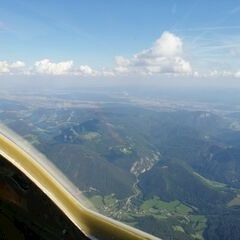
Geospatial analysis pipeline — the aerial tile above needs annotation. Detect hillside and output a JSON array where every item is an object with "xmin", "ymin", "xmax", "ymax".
[{"xmin": 1, "ymin": 93, "xmax": 240, "ymax": 239}]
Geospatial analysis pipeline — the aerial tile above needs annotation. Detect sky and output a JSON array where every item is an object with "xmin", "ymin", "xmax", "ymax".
[{"xmin": 1, "ymin": 0, "xmax": 240, "ymax": 81}]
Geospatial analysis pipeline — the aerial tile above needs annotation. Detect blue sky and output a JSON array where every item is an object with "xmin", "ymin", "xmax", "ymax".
[{"xmin": 0, "ymin": 0, "xmax": 240, "ymax": 78}]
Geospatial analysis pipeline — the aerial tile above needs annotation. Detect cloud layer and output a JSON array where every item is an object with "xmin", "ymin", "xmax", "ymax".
[{"xmin": 0, "ymin": 31, "xmax": 239, "ymax": 78}]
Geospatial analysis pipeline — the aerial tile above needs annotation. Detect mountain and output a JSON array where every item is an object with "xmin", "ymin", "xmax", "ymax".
[
  {"xmin": 1, "ymin": 93, "xmax": 240, "ymax": 239},
  {"xmin": 139, "ymin": 160, "xmax": 233, "ymax": 210}
]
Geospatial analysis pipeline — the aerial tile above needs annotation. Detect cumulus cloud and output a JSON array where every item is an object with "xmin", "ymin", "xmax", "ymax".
[
  {"xmin": 34, "ymin": 59, "xmax": 73, "ymax": 75},
  {"xmin": 2, "ymin": 31, "xmax": 240, "ymax": 79},
  {"xmin": 0, "ymin": 60, "xmax": 26, "ymax": 74},
  {"xmin": 114, "ymin": 31, "xmax": 192, "ymax": 75},
  {"xmin": 33, "ymin": 59, "xmax": 99, "ymax": 76},
  {"xmin": 76, "ymin": 65, "xmax": 98, "ymax": 76},
  {"xmin": 115, "ymin": 56, "xmax": 130, "ymax": 66},
  {"xmin": 0, "ymin": 61, "xmax": 10, "ymax": 73},
  {"xmin": 11, "ymin": 61, "xmax": 26, "ymax": 69},
  {"xmin": 138, "ymin": 31, "xmax": 183, "ymax": 58}
]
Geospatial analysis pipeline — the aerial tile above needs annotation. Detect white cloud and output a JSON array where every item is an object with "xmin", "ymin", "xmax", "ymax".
[
  {"xmin": 10, "ymin": 61, "xmax": 26, "ymax": 69},
  {"xmin": 114, "ymin": 31, "xmax": 192, "ymax": 75},
  {"xmin": 191, "ymin": 69, "xmax": 240, "ymax": 78},
  {"xmin": 138, "ymin": 31, "xmax": 183, "ymax": 58},
  {"xmin": 209, "ymin": 70, "xmax": 235, "ymax": 77},
  {"xmin": 102, "ymin": 70, "xmax": 115, "ymax": 76},
  {"xmin": 2, "ymin": 31, "xmax": 240, "ymax": 79},
  {"xmin": 235, "ymin": 71, "xmax": 240, "ymax": 78},
  {"xmin": 34, "ymin": 60, "xmax": 99, "ymax": 76},
  {"xmin": 115, "ymin": 56, "xmax": 130, "ymax": 66},
  {"xmin": 0, "ymin": 61, "xmax": 10, "ymax": 73},
  {"xmin": 0, "ymin": 60, "xmax": 26, "ymax": 74},
  {"xmin": 79, "ymin": 65, "xmax": 93, "ymax": 74},
  {"xmin": 34, "ymin": 59, "xmax": 73, "ymax": 75},
  {"xmin": 76, "ymin": 65, "xmax": 98, "ymax": 76}
]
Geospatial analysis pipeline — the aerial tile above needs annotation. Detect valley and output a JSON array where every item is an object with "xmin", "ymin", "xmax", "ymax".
[{"xmin": 1, "ymin": 89, "xmax": 240, "ymax": 239}]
